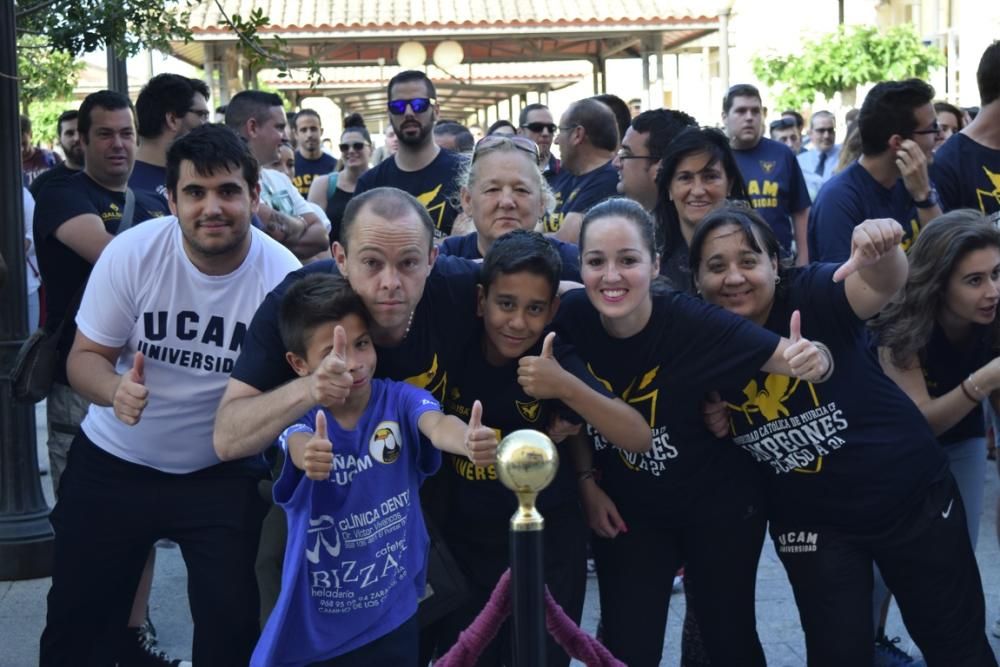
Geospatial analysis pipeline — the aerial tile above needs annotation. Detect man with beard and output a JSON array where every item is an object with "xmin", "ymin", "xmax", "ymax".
[
  {"xmin": 353, "ymin": 70, "xmax": 465, "ymax": 239},
  {"xmin": 518, "ymin": 103, "xmax": 561, "ymax": 185},
  {"xmin": 29, "ymin": 110, "xmax": 85, "ymax": 198},
  {"xmin": 39, "ymin": 124, "xmax": 301, "ymax": 667},
  {"xmin": 130, "ymin": 74, "xmax": 211, "ymax": 206},
  {"xmin": 292, "ymin": 109, "xmax": 337, "ymax": 197}
]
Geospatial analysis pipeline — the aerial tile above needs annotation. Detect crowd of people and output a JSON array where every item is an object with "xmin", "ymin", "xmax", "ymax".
[{"xmin": 13, "ymin": 36, "xmax": 1000, "ymax": 667}]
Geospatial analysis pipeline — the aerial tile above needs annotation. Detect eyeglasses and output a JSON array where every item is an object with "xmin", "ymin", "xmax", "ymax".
[
  {"xmin": 187, "ymin": 109, "xmax": 211, "ymax": 121},
  {"xmin": 812, "ymin": 127, "xmax": 835, "ymax": 135},
  {"xmin": 911, "ymin": 121, "xmax": 942, "ymax": 136},
  {"xmin": 339, "ymin": 142, "xmax": 368, "ymax": 153},
  {"xmin": 521, "ymin": 122, "xmax": 557, "ymax": 134},
  {"xmin": 615, "ymin": 148, "xmax": 658, "ymax": 162},
  {"xmin": 472, "ymin": 135, "xmax": 539, "ymax": 163},
  {"xmin": 386, "ymin": 98, "xmax": 436, "ymax": 115}
]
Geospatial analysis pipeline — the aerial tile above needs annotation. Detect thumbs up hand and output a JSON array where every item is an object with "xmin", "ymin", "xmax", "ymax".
[
  {"xmin": 302, "ymin": 411, "xmax": 335, "ymax": 481},
  {"xmin": 310, "ymin": 325, "xmax": 354, "ymax": 408},
  {"xmin": 517, "ymin": 332, "xmax": 567, "ymax": 400},
  {"xmin": 781, "ymin": 310, "xmax": 833, "ymax": 382},
  {"xmin": 832, "ymin": 218, "xmax": 904, "ymax": 282},
  {"xmin": 465, "ymin": 400, "xmax": 499, "ymax": 466},
  {"xmin": 113, "ymin": 351, "xmax": 150, "ymax": 426}
]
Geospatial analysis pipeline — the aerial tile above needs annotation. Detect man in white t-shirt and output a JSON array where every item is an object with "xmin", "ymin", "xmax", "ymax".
[
  {"xmin": 40, "ymin": 124, "xmax": 301, "ymax": 667},
  {"xmin": 225, "ymin": 90, "xmax": 330, "ymax": 261}
]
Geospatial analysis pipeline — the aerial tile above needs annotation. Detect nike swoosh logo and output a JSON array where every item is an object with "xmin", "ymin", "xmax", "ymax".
[{"xmin": 942, "ymin": 499, "xmax": 954, "ymax": 519}]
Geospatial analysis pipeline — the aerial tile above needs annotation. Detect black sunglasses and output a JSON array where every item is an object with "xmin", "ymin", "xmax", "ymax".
[
  {"xmin": 386, "ymin": 98, "xmax": 435, "ymax": 115},
  {"xmin": 911, "ymin": 121, "xmax": 942, "ymax": 136},
  {"xmin": 521, "ymin": 122, "xmax": 557, "ymax": 134},
  {"xmin": 339, "ymin": 142, "xmax": 368, "ymax": 153}
]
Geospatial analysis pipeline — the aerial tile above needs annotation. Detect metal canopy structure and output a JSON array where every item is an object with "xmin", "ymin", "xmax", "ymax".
[{"xmin": 169, "ymin": 1, "xmax": 722, "ymax": 123}]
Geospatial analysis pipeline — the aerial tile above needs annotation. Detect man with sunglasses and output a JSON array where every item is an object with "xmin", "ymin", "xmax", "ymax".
[
  {"xmin": 131, "ymin": 73, "xmax": 211, "ymax": 207},
  {"xmin": 354, "ymin": 70, "xmax": 465, "ymax": 240},
  {"xmin": 544, "ymin": 98, "xmax": 620, "ymax": 243},
  {"xmin": 809, "ymin": 79, "xmax": 943, "ymax": 263},
  {"xmin": 518, "ymin": 103, "xmax": 560, "ymax": 184}
]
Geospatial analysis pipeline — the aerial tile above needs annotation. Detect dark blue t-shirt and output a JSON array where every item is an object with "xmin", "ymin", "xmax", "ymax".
[
  {"xmin": 733, "ymin": 138, "xmax": 811, "ymax": 251},
  {"xmin": 931, "ymin": 133, "xmax": 1000, "ymax": 222},
  {"xmin": 33, "ymin": 172, "xmax": 167, "ymax": 383},
  {"xmin": 438, "ymin": 232, "xmax": 581, "ymax": 282},
  {"xmin": 807, "ymin": 161, "xmax": 928, "ymax": 263},
  {"xmin": 720, "ymin": 264, "xmax": 947, "ymax": 530},
  {"xmin": 552, "ymin": 289, "xmax": 780, "ymax": 517},
  {"xmin": 293, "ymin": 152, "xmax": 338, "ymax": 197},
  {"xmin": 921, "ymin": 321, "xmax": 994, "ymax": 445},
  {"xmin": 231, "ymin": 255, "xmax": 481, "ymax": 402},
  {"xmin": 541, "ymin": 160, "xmax": 619, "ymax": 233},
  {"xmin": 128, "ymin": 160, "xmax": 169, "ymax": 210},
  {"xmin": 354, "ymin": 150, "xmax": 466, "ymax": 239}
]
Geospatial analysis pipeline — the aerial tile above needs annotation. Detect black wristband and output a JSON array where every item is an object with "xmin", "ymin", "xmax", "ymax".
[{"xmin": 914, "ymin": 191, "xmax": 938, "ymax": 209}]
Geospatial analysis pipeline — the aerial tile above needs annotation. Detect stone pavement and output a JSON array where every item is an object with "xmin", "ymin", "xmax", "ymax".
[{"xmin": 3, "ymin": 402, "xmax": 1000, "ymax": 666}]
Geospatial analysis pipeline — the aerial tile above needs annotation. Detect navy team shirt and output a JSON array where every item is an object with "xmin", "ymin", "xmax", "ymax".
[
  {"xmin": 931, "ymin": 133, "xmax": 1000, "ymax": 223},
  {"xmin": 720, "ymin": 264, "xmax": 947, "ymax": 530},
  {"xmin": 552, "ymin": 288, "xmax": 780, "ymax": 518},
  {"xmin": 733, "ymin": 137, "xmax": 811, "ymax": 251}
]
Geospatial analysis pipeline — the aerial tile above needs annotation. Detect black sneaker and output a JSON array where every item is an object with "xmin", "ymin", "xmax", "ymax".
[
  {"xmin": 873, "ymin": 634, "xmax": 925, "ymax": 667},
  {"xmin": 118, "ymin": 626, "xmax": 191, "ymax": 667}
]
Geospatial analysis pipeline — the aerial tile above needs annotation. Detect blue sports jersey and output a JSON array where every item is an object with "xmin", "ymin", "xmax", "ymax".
[{"xmin": 252, "ymin": 379, "xmax": 442, "ymax": 666}]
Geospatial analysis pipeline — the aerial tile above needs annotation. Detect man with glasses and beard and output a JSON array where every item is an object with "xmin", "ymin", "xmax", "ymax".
[{"xmin": 353, "ymin": 70, "xmax": 466, "ymax": 240}]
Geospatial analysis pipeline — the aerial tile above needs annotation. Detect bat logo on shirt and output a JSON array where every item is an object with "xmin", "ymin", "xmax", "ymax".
[
  {"xmin": 405, "ymin": 354, "xmax": 448, "ymax": 402},
  {"xmin": 759, "ymin": 161, "xmax": 776, "ymax": 174},
  {"xmin": 306, "ymin": 515, "xmax": 341, "ymax": 564}
]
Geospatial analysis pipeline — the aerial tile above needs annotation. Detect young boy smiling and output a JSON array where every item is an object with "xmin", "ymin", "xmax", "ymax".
[{"xmin": 251, "ymin": 274, "xmax": 497, "ymax": 667}]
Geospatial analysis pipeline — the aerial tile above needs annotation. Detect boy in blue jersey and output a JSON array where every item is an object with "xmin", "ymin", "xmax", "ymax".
[{"xmin": 252, "ymin": 274, "xmax": 498, "ymax": 667}]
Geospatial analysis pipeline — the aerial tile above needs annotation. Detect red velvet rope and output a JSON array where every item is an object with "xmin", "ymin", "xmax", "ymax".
[{"xmin": 435, "ymin": 568, "xmax": 625, "ymax": 667}]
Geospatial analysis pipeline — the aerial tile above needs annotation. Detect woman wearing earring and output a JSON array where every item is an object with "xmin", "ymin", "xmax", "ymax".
[{"xmin": 308, "ymin": 113, "xmax": 372, "ymax": 245}]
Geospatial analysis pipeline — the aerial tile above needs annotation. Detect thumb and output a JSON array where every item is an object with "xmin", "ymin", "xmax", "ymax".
[
  {"xmin": 541, "ymin": 331, "xmax": 556, "ymax": 359},
  {"xmin": 314, "ymin": 410, "xmax": 327, "ymax": 438},
  {"xmin": 707, "ymin": 390, "xmax": 722, "ymax": 403},
  {"xmin": 131, "ymin": 351, "xmax": 145, "ymax": 384},
  {"xmin": 469, "ymin": 400, "xmax": 483, "ymax": 430},
  {"xmin": 332, "ymin": 325, "xmax": 347, "ymax": 361},
  {"xmin": 832, "ymin": 257, "xmax": 857, "ymax": 283},
  {"xmin": 789, "ymin": 310, "xmax": 802, "ymax": 343}
]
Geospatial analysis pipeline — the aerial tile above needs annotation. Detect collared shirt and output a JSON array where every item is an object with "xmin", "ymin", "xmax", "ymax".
[{"xmin": 797, "ymin": 145, "xmax": 842, "ymax": 182}]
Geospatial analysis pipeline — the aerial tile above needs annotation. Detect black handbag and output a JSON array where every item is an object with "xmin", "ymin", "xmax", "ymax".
[{"xmin": 10, "ymin": 189, "xmax": 137, "ymax": 403}]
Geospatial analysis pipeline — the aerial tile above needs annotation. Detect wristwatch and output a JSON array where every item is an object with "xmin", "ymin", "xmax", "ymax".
[{"xmin": 913, "ymin": 191, "xmax": 938, "ymax": 209}]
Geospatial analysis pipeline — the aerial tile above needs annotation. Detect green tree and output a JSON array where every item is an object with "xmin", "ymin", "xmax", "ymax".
[
  {"xmin": 27, "ymin": 98, "xmax": 78, "ymax": 145},
  {"xmin": 16, "ymin": 35, "xmax": 83, "ymax": 114},
  {"xmin": 752, "ymin": 25, "xmax": 944, "ymax": 110}
]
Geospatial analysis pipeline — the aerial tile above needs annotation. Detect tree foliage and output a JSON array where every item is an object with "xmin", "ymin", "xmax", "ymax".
[
  {"xmin": 15, "ymin": 0, "xmax": 195, "ymax": 57},
  {"xmin": 16, "ymin": 35, "xmax": 84, "ymax": 114},
  {"xmin": 27, "ymin": 98, "xmax": 78, "ymax": 145},
  {"xmin": 752, "ymin": 25, "xmax": 944, "ymax": 110}
]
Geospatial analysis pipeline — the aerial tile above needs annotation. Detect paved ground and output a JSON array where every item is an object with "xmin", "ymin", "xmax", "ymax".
[{"xmin": 4, "ymin": 402, "xmax": 1000, "ymax": 666}]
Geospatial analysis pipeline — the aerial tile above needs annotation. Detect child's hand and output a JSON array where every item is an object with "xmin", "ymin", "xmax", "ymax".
[
  {"xmin": 309, "ymin": 325, "xmax": 354, "ymax": 408},
  {"xmin": 517, "ymin": 332, "xmax": 566, "ymax": 400},
  {"xmin": 303, "ymin": 411, "xmax": 334, "ymax": 481},
  {"xmin": 465, "ymin": 400, "xmax": 499, "ymax": 466}
]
